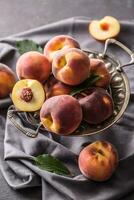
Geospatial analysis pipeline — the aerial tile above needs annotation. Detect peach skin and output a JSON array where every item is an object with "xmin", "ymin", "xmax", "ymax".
[
  {"xmin": 78, "ymin": 140, "xmax": 119, "ymax": 181},
  {"xmin": 79, "ymin": 87, "xmax": 114, "ymax": 124},
  {"xmin": 16, "ymin": 51, "xmax": 51, "ymax": 83},
  {"xmin": 40, "ymin": 95, "xmax": 82, "ymax": 135},
  {"xmin": 44, "ymin": 35, "xmax": 80, "ymax": 62},
  {"xmin": 52, "ymin": 48, "xmax": 90, "ymax": 86},
  {"xmin": 44, "ymin": 74, "xmax": 73, "ymax": 99},
  {"xmin": 90, "ymin": 58, "xmax": 111, "ymax": 89},
  {"xmin": 0, "ymin": 63, "xmax": 16, "ymax": 99}
]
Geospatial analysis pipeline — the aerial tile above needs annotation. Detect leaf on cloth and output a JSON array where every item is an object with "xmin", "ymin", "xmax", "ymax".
[
  {"xmin": 70, "ymin": 74, "xmax": 101, "ymax": 96},
  {"xmin": 16, "ymin": 40, "xmax": 43, "ymax": 54},
  {"xmin": 34, "ymin": 154, "xmax": 70, "ymax": 176}
]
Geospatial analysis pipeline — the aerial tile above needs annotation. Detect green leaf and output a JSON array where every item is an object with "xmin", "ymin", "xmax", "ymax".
[
  {"xmin": 70, "ymin": 74, "xmax": 101, "ymax": 96},
  {"xmin": 16, "ymin": 40, "xmax": 43, "ymax": 55},
  {"xmin": 34, "ymin": 154, "xmax": 70, "ymax": 176}
]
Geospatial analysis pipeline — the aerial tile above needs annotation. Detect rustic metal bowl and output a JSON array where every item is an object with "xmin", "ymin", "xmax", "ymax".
[{"xmin": 7, "ymin": 39, "xmax": 134, "ymax": 137}]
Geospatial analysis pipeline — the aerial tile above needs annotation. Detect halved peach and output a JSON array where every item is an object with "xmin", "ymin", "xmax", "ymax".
[
  {"xmin": 89, "ymin": 16, "xmax": 120, "ymax": 41},
  {"xmin": 12, "ymin": 79, "xmax": 45, "ymax": 111}
]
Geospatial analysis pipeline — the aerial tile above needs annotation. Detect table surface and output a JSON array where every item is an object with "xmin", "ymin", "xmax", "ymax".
[{"xmin": 0, "ymin": 0, "xmax": 134, "ymax": 199}]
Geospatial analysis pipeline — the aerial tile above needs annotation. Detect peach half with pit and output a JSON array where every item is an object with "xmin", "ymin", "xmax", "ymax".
[
  {"xmin": 0, "ymin": 63, "xmax": 16, "ymax": 99},
  {"xmin": 44, "ymin": 35, "xmax": 80, "ymax": 62},
  {"xmin": 78, "ymin": 140, "xmax": 119, "ymax": 181},
  {"xmin": 52, "ymin": 48, "xmax": 90, "ymax": 86},
  {"xmin": 16, "ymin": 51, "xmax": 51, "ymax": 83},
  {"xmin": 12, "ymin": 79, "xmax": 45, "ymax": 112},
  {"xmin": 79, "ymin": 87, "xmax": 114, "ymax": 124},
  {"xmin": 40, "ymin": 95, "xmax": 82, "ymax": 135}
]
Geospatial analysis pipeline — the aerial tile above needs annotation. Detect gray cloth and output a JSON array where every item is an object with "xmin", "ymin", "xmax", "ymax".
[{"xmin": 0, "ymin": 17, "xmax": 134, "ymax": 200}]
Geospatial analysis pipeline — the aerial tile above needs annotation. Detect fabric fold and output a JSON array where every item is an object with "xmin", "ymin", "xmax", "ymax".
[{"xmin": 0, "ymin": 16, "xmax": 134, "ymax": 200}]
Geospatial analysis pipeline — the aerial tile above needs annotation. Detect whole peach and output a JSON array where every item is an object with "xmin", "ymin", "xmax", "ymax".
[
  {"xmin": 90, "ymin": 58, "xmax": 111, "ymax": 88},
  {"xmin": 78, "ymin": 141, "xmax": 118, "ymax": 181},
  {"xmin": 52, "ymin": 48, "xmax": 90, "ymax": 86},
  {"xmin": 79, "ymin": 87, "xmax": 114, "ymax": 124},
  {"xmin": 16, "ymin": 51, "xmax": 51, "ymax": 83},
  {"xmin": 44, "ymin": 75, "xmax": 72, "ymax": 99},
  {"xmin": 40, "ymin": 95, "xmax": 82, "ymax": 135},
  {"xmin": 44, "ymin": 35, "xmax": 80, "ymax": 62},
  {"xmin": 0, "ymin": 63, "xmax": 16, "ymax": 98}
]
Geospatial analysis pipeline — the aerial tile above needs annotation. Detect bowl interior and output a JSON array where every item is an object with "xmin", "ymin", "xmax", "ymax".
[{"xmin": 21, "ymin": 50, "xmax": 130, "ymax": 137}]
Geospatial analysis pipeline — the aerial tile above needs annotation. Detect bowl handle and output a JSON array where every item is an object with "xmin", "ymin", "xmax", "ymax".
[{"xmin": 101, "ymin": 38, "xmax": 134, "ymax": 71}]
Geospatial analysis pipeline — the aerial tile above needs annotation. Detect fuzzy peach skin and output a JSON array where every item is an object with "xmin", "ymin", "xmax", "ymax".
[
  {"xmin": 16, "ymin": 51, "xmax": 51, "ymax": 83},
  {"xmin": 52, "ymin": 48, "xmax": 90, "ymax": 86},
  {"xmin": 78, "ymin": 140, "xmax": 119, "ymax": 181},
  {"xmin": 44, "ymin": 35, "xmax": 80, "ymax": 62},
  {"xmin": 44, "ymin": 74, "xmax": 73, "ymax": 99},
  {"xmin": 79, "ymin": 87, "xmax": 114, "ymax": 124},
  {"xmin": 90, "ymin": 58, "xmax": 111, "ymax": 89},
  {"xmin": 40, "ymin": 95, "xmax": 82, "ymax": 135},
  {"xmin": 0, "ymin": 63, "xmax": 16, "ymax": 98}
]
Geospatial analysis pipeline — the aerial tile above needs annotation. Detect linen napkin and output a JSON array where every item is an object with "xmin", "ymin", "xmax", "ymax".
[{"xmin": 0, "ymin": 17, "xmax": 134, "ymax": 200}]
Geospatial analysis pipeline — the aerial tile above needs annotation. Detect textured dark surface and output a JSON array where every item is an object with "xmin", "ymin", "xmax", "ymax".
[
  {"xmin": 0, "ymin": 1, "xmax": 134, "ymax": 200},
  {"xmin": 0, "ymin": 0, "xmax": 134, "ymax": 38}
]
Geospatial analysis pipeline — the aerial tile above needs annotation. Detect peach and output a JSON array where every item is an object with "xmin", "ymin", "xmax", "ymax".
[
  {"xmin": 90, "ymin": 58, "xmax": 111, "ymax": 88},
  {"xmin": 16, "ymin": 51, "xmax": 51, "ymax": 83},
  {"xmin": 79, "ymin": 87, "xmax": 114, "ymax": 124},
  {"xmin": 89, "ymin": 16, "xmax": 120, "ymax": 41},
  {"xmin": 78, "ymin": 140, "xmax": 119, "ymax": 181},
  {"xmin": 44, "ymin": 75, "xmax": 72, "ymax": 99},
  {"xmin": 0, "ymin": 63, "xmax": 16, "ymax": 99},
  {"xmin": 52, "ymin": 48, "xmax": 90, "ymax": 86},
  {"xmin": 44, "ymin": 35, "xmax": 80, "ymax": 62},
  {"xmin": 12, "ymin": 79, "xmax": 45, "ymax": 111},
  {"xmin": 40, "ymin": 95, "xmax": 82, "ymax": 135}
]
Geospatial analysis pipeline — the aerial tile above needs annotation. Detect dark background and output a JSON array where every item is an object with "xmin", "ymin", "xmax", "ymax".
[
  {"xmin": 0, "ymin": 0, "xmax": 134, "ymax": 199},
  {"xmin": 0, "ymin": 0, "xmax": 134, "ymax": 38}
]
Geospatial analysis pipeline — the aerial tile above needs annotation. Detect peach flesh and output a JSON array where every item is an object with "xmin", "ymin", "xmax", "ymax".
[{"xmin": 12, "ymin": 79, "xmax": 45, "ymax": 112}]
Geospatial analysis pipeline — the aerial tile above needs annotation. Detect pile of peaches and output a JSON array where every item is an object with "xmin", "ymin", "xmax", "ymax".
[{"xmin": 0, "ymin": 34, "xmax": 114, "ymax": 136}]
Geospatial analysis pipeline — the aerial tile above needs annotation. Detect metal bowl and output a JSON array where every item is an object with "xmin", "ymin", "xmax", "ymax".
[{"xmin": 7, "ymin": 39, "xmax": 134, "ymax": 137}]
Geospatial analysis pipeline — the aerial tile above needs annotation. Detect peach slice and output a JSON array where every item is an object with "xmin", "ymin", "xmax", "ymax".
[
  {"xmin": 12, "ymin": 79, "xmax": 45, "ymax": 111},
  {"xmin": 89, "ymin": 16, "xmax": 120, "ymax": 41}
]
